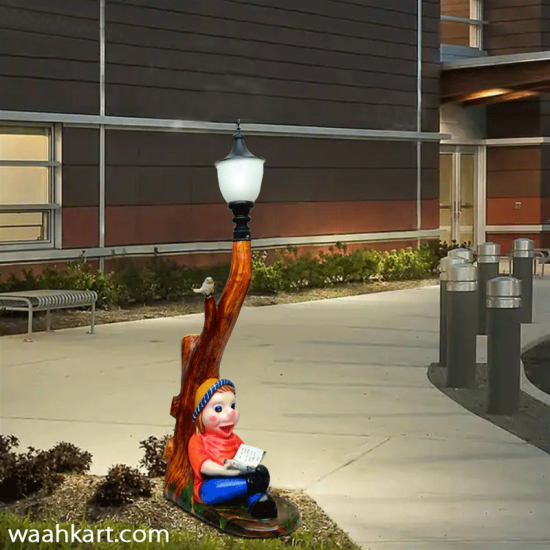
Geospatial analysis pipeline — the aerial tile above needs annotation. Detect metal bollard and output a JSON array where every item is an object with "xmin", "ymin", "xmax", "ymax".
[
  {"xmin": 448, "ymin": 247, "xmax": 475, "ymax": 263},
  {"xmin": 439, "ymin": 256, "xmax": 468, "ymax": 366},
  {"xmin": 486, "ymin": 277, "xmax": 522, "ymax": 415},
  {"xmin": 446, "ymin": 264, "xmax": 478, "ymax": 388},
  {"xmin": 476, "ymin": 242, "xmax": 501, "ymax": 335},
  {"xmin": 511, "ymin": 238, "xmax": 534, "ymax": 323}
]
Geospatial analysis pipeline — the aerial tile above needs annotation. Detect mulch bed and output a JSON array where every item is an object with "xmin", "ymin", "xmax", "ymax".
[
  {"xmin": 0, "ymin": 476, "xmax": 356, "ymax": 548},
  {"xmin": 522, "ymin": 337, "xmax": 550, "ymax": 395},
  {"xmin": 0, "ymin": 279, "xmax": 437, "ymax": 337}
]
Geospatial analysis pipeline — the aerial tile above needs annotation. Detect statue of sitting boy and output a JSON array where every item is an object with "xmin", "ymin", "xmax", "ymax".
[{"xmin": 188, "ymin": 378, "xmax": 277, "ymax": 519}]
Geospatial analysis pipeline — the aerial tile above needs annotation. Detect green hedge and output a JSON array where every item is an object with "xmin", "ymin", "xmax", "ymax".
[{"xmin": 0, "ymin": 241, "xmax": 465, "ymax": 308}]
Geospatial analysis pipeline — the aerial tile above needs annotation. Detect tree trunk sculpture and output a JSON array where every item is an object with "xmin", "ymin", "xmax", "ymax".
[{"xmin": 164, "ymin": 240, "xmax": 251, "ymax": 499}]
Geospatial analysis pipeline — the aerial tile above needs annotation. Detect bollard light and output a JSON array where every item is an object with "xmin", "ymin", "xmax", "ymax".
[
  {"xmin": 446, "ymin": 264, "xmax": 478, "ymax": 388},
  {"xmin": 449, "ymin": 247, "xmax": 475, "ymax": 263},
  {"xmin": 476, "ymin": 242, "xmax": 501, "ymax": 335},
  {"xmin": 511, "ymin": 238, "xmax": 534, "ymax": 323},
  {"xmin": 438, "ymin": 256, "xmax": 468, "ymax": 366},
  {"xmin": 486, "ymin": 276, "xmax": 522, "ymax": 415},
  {"xmin": 215, "ymin": 121, "xmax": 265, "ymax": 241}
]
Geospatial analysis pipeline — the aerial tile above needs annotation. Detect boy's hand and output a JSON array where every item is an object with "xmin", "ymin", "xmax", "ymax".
[{"xmin": 222, "ymin": 460, "xmax": 241, "ymax": 476}]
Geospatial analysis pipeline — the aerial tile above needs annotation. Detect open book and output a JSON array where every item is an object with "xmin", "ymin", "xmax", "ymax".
[{"xmin": 224, "ymin": 444, "xmax": 266, "ymax": 473}]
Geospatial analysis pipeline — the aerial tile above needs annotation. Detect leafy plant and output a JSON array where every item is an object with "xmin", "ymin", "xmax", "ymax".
[
  {"xmin": 379, "ymin": 247, "xmax": 431, "ymax": 281},
  {"xmin": 46, "ymin": 442, "xmax": 92, "ymax": 474},
  {"xmin": 138, "ymin": 435, "xmax": 170, "ymax": 478},
  {"xmin": 0, "ymin": 446, "xmax": 61, "ymax": 502},
  {"xmin": 93, "ymin": 464, "xmax": 152, "ymax": 506}
]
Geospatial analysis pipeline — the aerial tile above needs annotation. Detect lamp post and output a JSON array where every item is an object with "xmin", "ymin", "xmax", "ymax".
[{"xmin": 163, "ymin": 123, "xmax": 300, "ymax": 536}]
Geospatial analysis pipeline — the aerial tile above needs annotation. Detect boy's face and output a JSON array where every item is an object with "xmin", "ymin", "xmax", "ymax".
[{"xmin": 202, "ymin": 391, "xmax": 239, "ymax": 438}]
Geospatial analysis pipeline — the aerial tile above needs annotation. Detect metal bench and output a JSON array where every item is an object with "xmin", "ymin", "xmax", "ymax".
[
  {"xmin": 0, "ymin": 289, "xmax": 98, "ymax": 341},
  {"xmin": 504, "ymin": 250, "xmax": 549, "ymax": 277},
  {"xmin": 534, "ymin": 248, "xmax": 550, "ymax": 277}
]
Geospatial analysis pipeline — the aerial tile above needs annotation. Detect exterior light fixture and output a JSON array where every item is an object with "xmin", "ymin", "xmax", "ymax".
[{"xmin": 215, "ymin": 120, "xmax": 265, "ymax": 241}]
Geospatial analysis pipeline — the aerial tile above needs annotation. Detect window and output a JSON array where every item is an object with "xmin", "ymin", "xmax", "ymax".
[
  {"xmin": 441, "ymin": 0, "xmax": 485, "ymax": 50},
  {"xmin": 0, "ymin": 126, "xmax": 60, "ymax": 248}
]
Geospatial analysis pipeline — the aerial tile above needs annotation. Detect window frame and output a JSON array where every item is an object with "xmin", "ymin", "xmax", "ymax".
[
  {"xmin": 441, "ymin": 0, "xmax": 486, "ymax": 50},
  {"xmin": 0, "ymin": 123, "xmax": 62, "ymax": 251}
]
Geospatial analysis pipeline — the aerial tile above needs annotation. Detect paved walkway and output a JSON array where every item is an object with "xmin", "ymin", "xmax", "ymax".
[{"xmin": 1, "ymin": 280, "xmax": 549, "ymax": 549}]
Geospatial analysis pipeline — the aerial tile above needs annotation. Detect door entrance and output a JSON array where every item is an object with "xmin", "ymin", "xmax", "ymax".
[{"xmin": 439, "ymin": 146, "xmax": 477, "ymax": 246}]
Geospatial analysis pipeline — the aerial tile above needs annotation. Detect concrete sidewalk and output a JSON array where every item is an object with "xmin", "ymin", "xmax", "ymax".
[{"xmin": 1, "ymin": 280, "xmax": 549, "ymax": 549}]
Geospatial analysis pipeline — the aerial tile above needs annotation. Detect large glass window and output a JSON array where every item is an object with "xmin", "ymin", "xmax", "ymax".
[
  {"xmin": 0, "ymin": 126, "xmax": 59, "ymax": 247},
  {"xmin": 441, "ymin": 0, "xmax": 484, "ymax": 50}
]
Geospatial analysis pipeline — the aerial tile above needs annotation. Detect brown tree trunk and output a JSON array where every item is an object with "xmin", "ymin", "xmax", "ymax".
[{"xmin": 165, "ymin": 241, "xmax": 252, "ymax": 497}]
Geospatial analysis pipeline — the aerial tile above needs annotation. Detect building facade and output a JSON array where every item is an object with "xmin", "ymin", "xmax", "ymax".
[{"xmin": 0, "ymin": 0, "xmax": 548, "ymax": 274}]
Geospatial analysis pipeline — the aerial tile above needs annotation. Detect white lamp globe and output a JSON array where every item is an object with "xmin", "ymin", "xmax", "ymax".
[
  {"xmin": 216, "ymin": 156, "xmax": 264, "ymax": 203},
  {"xmin": 215, "ymin": 123, "xmax": 265, "ymax": 204}
]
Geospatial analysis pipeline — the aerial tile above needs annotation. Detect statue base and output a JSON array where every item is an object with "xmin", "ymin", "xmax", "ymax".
[{"xmin": 164, "ymin": 481, "xmax": 302, "ymax": 539}]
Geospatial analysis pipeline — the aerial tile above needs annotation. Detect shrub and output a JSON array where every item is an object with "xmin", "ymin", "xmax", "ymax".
[
  {"xmin": 0, "ymin": 445, "xmax": 61, "ymax": 502},
  {"xmin": 319, "ymin": 243, "xmax": 382, "ymax": 284},
  {"xmin": 93, "ymin": 464, "xmax": 152, "ymax": 506},
  {"xmin": 0, "ymin": 434, "xmax": 18, "ymax": 457},
  {"xmin": 379, "ymin": 247, "xmax": 431, "ymax": 281},
  {"xmin": 46, "ymin": 442, "xmax": 92, "ymax": 474},
  {"xmin": 250, "ymin": 251, "xmax": 285, "ymax": 293},
  {"xmin": 147, "ymin": 255, "xmax": 191, "ymax": 301},
  {"xmin": 138, "ymin": 434, "xmax": 170, "ymax": 478}
]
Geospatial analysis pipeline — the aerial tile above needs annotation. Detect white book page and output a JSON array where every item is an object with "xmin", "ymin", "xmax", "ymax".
[{"xmin": 232, "ymin": 444, "xmax": 266, "ymax": 468}]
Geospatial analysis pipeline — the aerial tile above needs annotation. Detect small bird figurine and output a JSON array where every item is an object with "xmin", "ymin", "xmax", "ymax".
[{"xmin": 193, "ymin": 277, "xmax": 214, "ymax": 296}]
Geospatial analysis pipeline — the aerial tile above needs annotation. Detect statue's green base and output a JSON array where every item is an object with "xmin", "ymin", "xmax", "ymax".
[{"xmin": 165, "ymin": 481, "xmax": 302, "ymax": 538}]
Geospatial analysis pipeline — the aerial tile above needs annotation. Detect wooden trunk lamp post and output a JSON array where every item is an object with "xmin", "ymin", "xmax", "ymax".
[{"xmin": 163, "ymin": 122, "xmax": 301, "ymax": 538}]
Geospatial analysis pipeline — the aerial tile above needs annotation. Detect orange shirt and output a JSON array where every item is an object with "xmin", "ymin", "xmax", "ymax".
[{"xmin": 188, "ymin": 432, "xmax": 244, "ymax": 503}]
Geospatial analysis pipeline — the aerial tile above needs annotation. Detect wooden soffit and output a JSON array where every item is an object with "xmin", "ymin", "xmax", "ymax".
[{"xmin": 441, "ymin": 52, "xmax": 550, "ymax": 105}]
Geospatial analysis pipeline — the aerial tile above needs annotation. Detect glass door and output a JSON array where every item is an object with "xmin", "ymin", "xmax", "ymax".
[{"xmin": 439, "ymin": 147, "xmax": 477, "ymax": 247}]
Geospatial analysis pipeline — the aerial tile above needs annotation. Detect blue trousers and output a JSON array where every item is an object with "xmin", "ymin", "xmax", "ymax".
[{"xmin": 199, "ymin": 477, "xmax": 264, "ymax": 507}]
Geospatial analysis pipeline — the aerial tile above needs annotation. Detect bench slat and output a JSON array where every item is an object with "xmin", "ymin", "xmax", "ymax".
[{"xmin": 0, "ymin": 290, "xmax": 98, "ymax": 309}]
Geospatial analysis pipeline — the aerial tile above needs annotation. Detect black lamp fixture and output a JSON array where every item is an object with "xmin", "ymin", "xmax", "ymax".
[{"xmin": 215, "ymin": 120, "xmax": 265, "ymax": 241}]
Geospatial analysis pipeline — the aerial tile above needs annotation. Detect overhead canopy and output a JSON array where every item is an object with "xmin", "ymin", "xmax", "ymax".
[{"xmin": 441, "ymin": 51, "xmax": 550, "ymax": 105}]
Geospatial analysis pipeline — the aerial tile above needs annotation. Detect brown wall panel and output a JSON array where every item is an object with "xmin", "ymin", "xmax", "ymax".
[
  {"xmin": 62, "ymin": 128, "xmax": 99, "ymax": 208},
  {"xmin": 487, "ymin": 171, "xmax": 541, "ymax": 198},
  {"xmin": 421, "ymin": 199, "xmax": 440, "ymax": 229},
  {"xmin": 105, "ymin": 132, "xmax": 424, "ymax": 206},
  {"xmin": 106, "ymin": 132, "xmax": 417, "ymax": 168},
  {"xmin": 487, "ymin": 146, "xmax": 541, "ymax": 172},
  {"xmin": 106, "ymin": 166, "xmax": 420, "ymax": 205},
  {"xmin": 0, "ymin": 1, "xmax": 99, "ymax": 113},
  {"xmin": 423, "ymin": 1, "xmax": 441, "ymax": 133},
  {"xmin": 486, "ymin": 232, "xmax": 546, "ymax": 254},
  {"xmin": 105, "ymin": 0, "xmax": 419, "ymax": 130},
  {"xmin": 486, "ymin": 197, "xmax": 543, "ymax": 225},
  {"xmin": 62, "ymin": 207, "xmax": 99, "ymax": 248},
  {"xmin": 541, "ymin": 96, "xmax": 550, "ymax": 136},
  {"xmin": 0, "ymin": 77, "xmax": 99, "ymax": 114},
  {"xmin": 486, "ymin": 100, "xmax": 541, "ymax": 139},
  {"xmin": 105, "ymin": 201, "xmax": 418, "ymax": 246},
  {"xmin": 484, "ymin": 1, "xmax": 546, "ymax": 56},
  {"xmin": 105, "ymin": 85, "xmax": 417, "ymax": 131},
  {"xmin": 487, "ymin": 146, "xmax": 542, "ymax": 198},
  {"xmin": 543, "ymin": 198, "xmax": 550, "ymax": 222}
]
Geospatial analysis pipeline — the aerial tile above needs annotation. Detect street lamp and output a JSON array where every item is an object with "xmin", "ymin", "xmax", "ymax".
[
  {"xmin": 164, "ymin": 124, "xmax": 300, "ymax": 534},
  {"xmin": 215, "ymin": 120, "xmax": 265, "ymax": 241}
]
